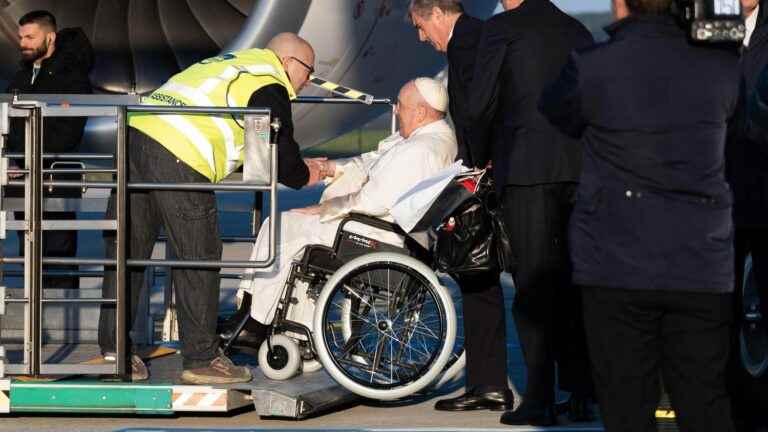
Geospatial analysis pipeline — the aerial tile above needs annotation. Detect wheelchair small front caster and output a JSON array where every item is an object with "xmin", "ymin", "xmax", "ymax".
[
  {"xmin": 302, "ymin": 358, "xmax": 323, "ymax": 373},
  {"xmin": 258, "ymin": 334, "xmax": 301, "ymax": 380}
]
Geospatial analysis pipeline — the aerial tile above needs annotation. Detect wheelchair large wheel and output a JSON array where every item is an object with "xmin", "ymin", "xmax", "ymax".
[{"xmin": 313, "ymin": 252, "xmax": 456, "ymax": 400}]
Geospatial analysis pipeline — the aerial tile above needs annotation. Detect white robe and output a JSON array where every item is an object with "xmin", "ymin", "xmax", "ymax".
[{"xmin": 238, "ymin": 119, "xmax": 457, "ymax": 327}]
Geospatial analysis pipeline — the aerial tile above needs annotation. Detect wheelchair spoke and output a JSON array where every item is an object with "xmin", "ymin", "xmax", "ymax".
[
  {"xmin": 371, "ymin": 333, "xmax": 387, "ymax": 383},
  {"xmin": 365, "ymin": 271, "xmax": 383, "ymax": 325},
  {"xmin": 387, "ymin": 267, "xmax": 391, "ymax": 322}
]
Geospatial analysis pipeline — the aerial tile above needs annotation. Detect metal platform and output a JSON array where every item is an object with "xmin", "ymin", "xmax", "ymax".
[{"xmin": 0, "ymin": 343, "xmax": 358, "ymax": 418}]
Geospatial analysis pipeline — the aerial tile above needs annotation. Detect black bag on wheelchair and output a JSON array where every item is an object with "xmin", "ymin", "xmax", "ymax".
[{"xmin": 432, "ymin": 170, "xmax": 515, "ymax": 278}]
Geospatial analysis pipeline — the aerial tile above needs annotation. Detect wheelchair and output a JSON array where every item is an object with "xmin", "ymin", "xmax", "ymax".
[{"xmin": 224, "ymin": 212, "xmax": 465, "ymax": 401}]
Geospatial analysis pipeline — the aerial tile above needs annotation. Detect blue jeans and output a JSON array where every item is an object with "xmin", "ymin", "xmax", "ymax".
[{"xmin": 99, "ymin": 128, "xmax": 222, "ymax": 368}]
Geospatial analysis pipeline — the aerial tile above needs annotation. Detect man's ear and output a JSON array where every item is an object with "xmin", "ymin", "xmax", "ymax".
[
  {"xmin": 613, "ymin": 0, "xmax": 630, "ymax": 20},
  {"xmin": 418, "ymin": 104, "xmax": 428, "ymax": 122},
  {"xmin": 47, "ymin": 31, "xmax": 56, "ymax": 47},
  {"xmin": 431, "ymin": 6, "xmax": 444, "ymax": 21}
]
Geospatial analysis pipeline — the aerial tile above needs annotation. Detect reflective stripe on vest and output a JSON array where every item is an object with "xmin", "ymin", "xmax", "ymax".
[{"xmin": 128, "ymin": 49, "xmax": 295, "ymax": 182}]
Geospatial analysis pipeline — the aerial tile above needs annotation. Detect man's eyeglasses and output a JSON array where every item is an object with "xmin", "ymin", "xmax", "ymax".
[{"xmin": 290, "ymin": 56, "xmax": 315, "ymax": 75}]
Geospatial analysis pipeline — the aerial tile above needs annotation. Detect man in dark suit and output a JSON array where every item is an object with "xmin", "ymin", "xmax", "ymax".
[
  {"xmin": 727, "ymin": 1, "xmax": 768, "ymax": 429},
  {"xmin": 409, "ymin": 0, "xmax": 513, "ymax": 413},
  {"xmin": 467, "ymin": 0, "xmax": 595, "ymax": 426},
  {"xmin": 540, "ymin": 0, "xmax": 739, "ymax": 429}
]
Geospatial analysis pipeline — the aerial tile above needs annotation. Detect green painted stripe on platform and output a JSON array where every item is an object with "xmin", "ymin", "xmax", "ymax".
[{"xmin": 10, "ymin": 385, "xmax": 173, "ymax": 415}]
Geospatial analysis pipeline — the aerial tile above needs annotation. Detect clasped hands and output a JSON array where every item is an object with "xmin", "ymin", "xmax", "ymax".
[
  {"xmin": 296, "ymin": 157, "xmax": 337, "ymax": 215},
  {"xmin": 304, "ymin": 157, "xmax": 335, "ymax": 187}
]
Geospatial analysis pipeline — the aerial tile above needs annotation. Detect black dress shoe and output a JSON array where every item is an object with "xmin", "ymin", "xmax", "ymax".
[
  {"xmin": 559, "ymin": 395, "xmax": 596, "ymax": 422},
  {"xmin": 434, "ymin": 388, "xmax": 513, "ymax": 412},
  {"xmin": 500, "ymin": 402, "xmax": 557, "ymax": 427}
]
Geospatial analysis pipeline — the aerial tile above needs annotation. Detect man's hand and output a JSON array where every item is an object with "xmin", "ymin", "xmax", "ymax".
[
  {"xmin": 304, "ymin": 157, "xmax": 336, "ymax": 178},
  {"xmin": 305, "ymin": 159, "xmax": 324, "ymax": 186},
  {"xmin": 291, "ymin": 204, "xmax": 323, "ymax": 215},
  {"xmin": 323, "ymin": 159, "xmax": 336, "ymax": 177}
]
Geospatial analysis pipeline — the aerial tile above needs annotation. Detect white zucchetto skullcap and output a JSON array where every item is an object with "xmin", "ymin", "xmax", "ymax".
[{"xmin": 413, "ymin": 77, "xmax": 449, "ymax": 113}]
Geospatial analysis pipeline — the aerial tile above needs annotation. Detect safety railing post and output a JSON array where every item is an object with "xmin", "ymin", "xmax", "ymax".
[
  {"xmin": 115, "ymin": 107, "xmax": 127, "ymax": 377},
  {"xmin": 269, "ymin": 118, "xmax": 279, "ymax": 268},
  {"xmin": 27, "ymin": 105, "xmax": 43, "ymax": 376},
  {"xmin": 391, "ymin": 103, "xmax": 397, "ymax": 135}
]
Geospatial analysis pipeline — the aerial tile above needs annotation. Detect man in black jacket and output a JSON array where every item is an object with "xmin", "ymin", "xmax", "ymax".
[
  {"xmin": 540, "ymin": 0, "xmax": 739, "ymax": 430},
  {"xmin": 408, "ymin": 0, "xmax": 513, "ymax": 413},
  {"xmin": 467, "ymin": 0, "xmax": 594, "ymax": 425},
  {"xmin": 727, "ymin": 1, "xmax": 768, "ymax": 429},
  {"xmin": 5, "ymin": 10, "xmax": 93, "ymax": 289}
]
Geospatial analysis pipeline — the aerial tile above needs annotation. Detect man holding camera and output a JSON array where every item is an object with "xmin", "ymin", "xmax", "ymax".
[{"xmin": 540, "ymin": 0, "xmax": 739, "ymax": 430}]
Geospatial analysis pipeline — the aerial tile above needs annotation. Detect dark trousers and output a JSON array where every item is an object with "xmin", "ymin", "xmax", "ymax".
[
  {"xmin": 501, "ymin": 183, "xmax": 593, "ymax": 404},
  {"xmin": 728, "ymin": 228, "xmax": 768, "ymax": 427},
  {"xmin": 14, "ymin": 212, "xmax": 78, "ymax": 289},
  {"xmin": 99, "ymin": 128, "xmax": 222, "ymax": 368},
  {"xmin": 457, "ymin": 272, "xmax": 508, "ymax": 391},
  {"xmin": 582, "ymin": 285, "xmax": 735, "ymax": 432}
]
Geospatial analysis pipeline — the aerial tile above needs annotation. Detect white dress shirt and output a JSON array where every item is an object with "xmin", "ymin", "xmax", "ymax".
[{"xmin": 745, "ymin": 5, "xmax": 760, "ymax": 47}]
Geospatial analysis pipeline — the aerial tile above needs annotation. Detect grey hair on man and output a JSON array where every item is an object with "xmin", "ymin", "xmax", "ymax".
[{"xmin": 408, "ymin": 0, "xmax": 464, "ymax": 17}]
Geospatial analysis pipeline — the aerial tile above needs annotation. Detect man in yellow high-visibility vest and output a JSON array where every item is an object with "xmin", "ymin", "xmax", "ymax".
[{"xmin": 98, "ymin": 33, "xmax": 326, "ymax": 384}]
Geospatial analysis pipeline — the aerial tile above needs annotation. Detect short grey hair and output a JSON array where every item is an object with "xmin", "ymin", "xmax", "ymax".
[{"xmin": 408, "ymin": 0, "xmax": 464, "ymax": 18}]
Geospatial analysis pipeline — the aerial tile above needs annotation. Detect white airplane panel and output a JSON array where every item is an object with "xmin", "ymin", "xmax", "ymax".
[
  {"xmin": 293, "ymin": 0, "xmax": 381, "ymax": 115},
  {"xmin": 293, "ymin": 0, "xmax": 497, "ymax": 147}
]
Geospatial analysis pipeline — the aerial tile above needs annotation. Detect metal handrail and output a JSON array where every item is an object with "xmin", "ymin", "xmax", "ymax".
[
  {"xmin": 5, "ymin": 180, "xmax": 273, "ymax": 192},
  {"xmin": 0, "ymin": 93, "xmax": 393, "ymax": 377},
  {"xmin": 294, "ymin": 96, "xmax": 392, "ymax": 105},
  {"xmin": 4, "ymin": 153, "xmax": 113, "ymax": 160},
  {"xmin": 0, "ymin": 102, "xmax": 279, "ymax": 377},
  {"xmin": 125, "ymin": 105, "xmax": 271, "ymax": 115}
]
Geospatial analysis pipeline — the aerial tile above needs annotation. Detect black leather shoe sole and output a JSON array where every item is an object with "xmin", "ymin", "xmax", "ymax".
[
  {"xmin": 500, "ymin": 411, "xmax": 557, "ymax": 427},
  {"xmin": 435, "ymin": 402, "xmax": 510, "ymax": 412}
]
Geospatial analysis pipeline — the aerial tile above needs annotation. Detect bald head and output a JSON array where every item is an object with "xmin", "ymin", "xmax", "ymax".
[
  {"xmin": 267, "ymin": 33, "xmax": 313, "ymax": 59},
  {"xmin": 397, "ymin": 79, "xmax": 446, "ymax": 138},
  {"xmin": 267, "ymin": 33, "xmax": 316, "ymax": 93}
]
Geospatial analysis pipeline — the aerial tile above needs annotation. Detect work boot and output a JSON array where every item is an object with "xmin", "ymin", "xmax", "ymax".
[
  {"xmin": 180, "ymin": 353, "xmax": 253, "ymax": 385},
  {"xmin": 130, "ymin": 354, "xmax": 150, "ymax": 381},
  {"xmin": 102, "ymin": 352, "xmax": 149, "ymax": 381}
]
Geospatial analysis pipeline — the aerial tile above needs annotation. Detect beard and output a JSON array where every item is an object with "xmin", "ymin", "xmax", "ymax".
[{"xmin": 20, "ymin": 40, "xmax": 48, "ymax": 62}]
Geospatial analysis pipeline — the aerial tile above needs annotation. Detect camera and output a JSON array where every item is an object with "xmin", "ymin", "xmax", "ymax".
[{"xmin": 675, "ymin": 0, "xmax": 745, "ymax": 42}]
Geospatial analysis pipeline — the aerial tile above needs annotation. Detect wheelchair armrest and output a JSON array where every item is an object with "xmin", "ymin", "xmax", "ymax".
[
  {"xmin": 341, "ymin": 213, "xmax": 406, "ymax": 235},
  {"xmin": 332, "ymin": 213, "xmax": 407, "ymax": 251},
  {"xmin": 331, "ymin": 213, "xmax": 431, "ymax": 264}
]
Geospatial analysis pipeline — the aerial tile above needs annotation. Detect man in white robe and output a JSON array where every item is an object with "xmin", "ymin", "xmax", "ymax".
[{"xmin": 237, "ymin": 77, "xmax": 457, "ymax": 332}]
